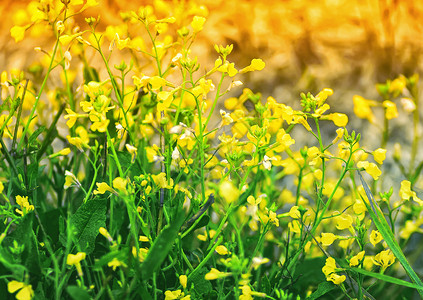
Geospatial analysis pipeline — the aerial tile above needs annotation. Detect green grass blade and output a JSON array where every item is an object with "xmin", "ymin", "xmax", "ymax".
[{"xmin": 358, "ymin": 170, "xmax": 423, "ymax": 297}]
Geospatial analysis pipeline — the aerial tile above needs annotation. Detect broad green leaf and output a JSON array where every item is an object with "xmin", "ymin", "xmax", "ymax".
[
  {"xmin": 139, "ymin": 208, "xmax": 185, "ymax": 280},
  {"xmin": 69, "ymin": 199, "xmax": 106, "ymax": 254}
]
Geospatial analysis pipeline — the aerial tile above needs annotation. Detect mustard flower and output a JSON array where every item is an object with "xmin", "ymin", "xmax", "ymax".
[
  {"xmin": 219, "ymin": 180, "xmax": 239, "ymax": 203},
  {"xmin": 288, "ymin": 206, "xmax": 301, "ymax": 219},
  {"xmin": 179, "ymin": 275, "xmax": 187, "ymax": 289},
  {"xmin": 8, "ymin": 280, "xmax": 34, "ymax": 300},
  {"xmin": 99, "ymin": 227, "xmax": 113, "ymax": 243},
  {"xmin": 349, "ymin": 250, "xmax": 365, "ymax": 267},
  {"xmin": 373, "ymin": 249, "xmax": 395, "ymax": 270},
  {"xmin": 315, "ymin": 88, "xmax": 333, "ymax": 106},
  {"xmin": 370, "ymin": 230, "xmax": 383, "ymax": 247},
  {"xmin": 205, "ymin": 268, "xmax": 231, "ymax": 280},
  {"xmin": 108, "ymin": 258, "xmax": 127, "ymax": 271},
  {"xmin": 357, "ymin": 161, "xmax": 381, "ymax": 180},
  {"xmin": 152, "ymin": 173, "xmax": 174, "ymax": 189},
  {"xmin": 215, "ymin": 245, "xmax": 230, "ymax": 255},
  {"xmin": 332, "ymin": 128, "xmax": 344, "ymax": 144},
  {"xmin": 251, "ymin": 257, "xmax": 270, "ymax": 270},
  {"xmin": 327, "ymin": 273, "xmax": 346, "ymax": 285},
  {"xmin": 399, "ymin": 180, "xmax": 423, "ymax": 205},
  {"xmin": 373, "ymin": 148, "xmax": 387, "ymax": 164},
  {"xmin": 15, "ymin": 195, "xmax": 34, "ymax": 216},
  {"xmin": 383, "ymin": 100, "xmax": 398, "ymax": 120},
  {"xmin": 10, "ymin": 25, "xmax": 29, "ymax": 43},
  {"xmin": 239, "ymin": 58, "xmax": 265, "ymax": 73},
  {"xmin": 191, "ymin": 16, "xmax": 206, "ymax": 32},
  {"xmin": 335, "ymin": 214, "xmax": 353, "ymax": 230},
  {"xmin": 321, "ymin": 233, "xmax": 337, "ymax": 246},
  {"xmin": 327, "ymin": 113, "xmax": 348, "ymax": 127},
  {"xmin": 67, "ymin": 252, "xmax": 86, "ymax": 277},
  {"xmin": 113, "ymin": 177, "xmax": 128, "ymax": 194},
  {"xmin": 400, "ymin": 97, "xmax": 416, "ymax": 113},
  {"xmin": 93, "ymin": 182, "xmax": 116, "ymax": 195},
  {"xmin": 353, "ymin": 95, "xmax": 376, "ymax": 123},
  {"xmin": 164, "ymin": 289, "xmax": 190, "ymax": 300}
]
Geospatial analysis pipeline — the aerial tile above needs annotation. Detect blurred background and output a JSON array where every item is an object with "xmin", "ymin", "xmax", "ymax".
[{"xmin": 2, "ymin": 0, "xmax": 423, "ymax": 102}]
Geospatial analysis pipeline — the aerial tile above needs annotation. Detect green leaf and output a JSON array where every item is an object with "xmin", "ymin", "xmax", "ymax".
[
  {"xmin": 346, "ymin": 266, "xmax": 423, "ymax": 290},
  {"xmin": 69, "ymin": 199, "xmax": 106, "ymax": 254},
  {"xmin": 306, "ymin": 281, "xmax": 336, "ymax": 300},
  {"xmin": 28, "ymin": 126, "xmax": 45, "ymax": 147},
  {"xmin": 139, "ymin": 208, "xmax": 185, "ymax": 280},
  {"xmin": 66, "ymin": 286, "xmax": 91, "ymax": 300}
]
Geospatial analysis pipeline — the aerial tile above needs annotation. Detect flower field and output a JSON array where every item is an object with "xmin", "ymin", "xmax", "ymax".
[{"xmin": 2, "ymin": 0, "xmax": 423, "ymax": 299}]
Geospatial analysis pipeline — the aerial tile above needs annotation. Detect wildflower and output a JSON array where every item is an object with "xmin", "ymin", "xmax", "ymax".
[
  {"xmin": 205, "ymin": 268, "xmax": 231, "ymax": 280},
  {"xmin": 288, "ymin": 206, "xmax": 301, "ymax": 219},
  {"xmin": 240, "ymin": 59, "xmax": 265, "ymax": 73},
  {"xmin": 220, "ymin": 109, "xmax": 233, "ymax": 126},
  {"xmin": 191, "ymin": 16, "xmax": 206, "ymax": 32},
  {"xmin": 152, "ymin": 173, "xmax": 174, "ymax": 189},
  {"xmin": 349, "ymin": 251, "xmax": 365, "ymax": 267},
  {"xmin": 327, "ymin": 113, "xmax": 348, "ymax": 127},
  {"xmin": 383, "ymin": 100, "xmax": 398, "ymax": 120},
  {"xmin": 108, "ymin": 258, "xmax": 127, "ymax": 271},
  {"xmin": 219, "ymin": 180, "xmax": 239, "ymax": 203},
  {"xmin": 139, "ymin": 236, "xmax": 149, "ymax": 242},
  {"xmin": 322, "ymin": 257, "xmax": 346, "ymax": 285},
  {"xmin": 99, "ymin": 227, "xmax": 113, "ymax": 242},
  {"xmin": 15, "ymin": 195, "xmax": 34, "ymax": 216},
  {"xmin": 370, "ymin": 230, "xmax": 383, "ymax": 247},
  {"xmin": 179, "ymin": 275, "xmax": 187, "ymax": 289},
  {"xmin": 335, "ymin": 214, "xmax": 353, "ymax": 230},
  {"xmin": 93, "ymin": 182, "xmax": 117, "ymax": 195},
  {"xmin": 332, "ymin": 128, "xmax": 344, "ymax": 144},
  {"xmin": 49, "ymin": 148, "xmax": 71, "ymax": 158},
  {"xmin": 67, "ymin": 252, "xmax": 86, "ymax": 277},
  {"xmin": 315, "ymin": 88, "xmax": 333, "ymax": 106},
  {"xmin": 321, "ymin": 233, "xmax": 337, "ymax": 246},
  {"xmin": 10, "ymin": 25, "xmax": 29, "ymax": 43},
  {"xmin": 399, "ymin": 180, "xmax": 423, "ymax": 205},
  {"xmin": 251, "ymin": 257, "xmax": 270, "ymax": 270},
  {"xmin": 262, "ymin": 155, "xmax": 276, "ymax": 170},
  {"xmin": 64, "ymin": 171, "xmax": 81, "ymax": 190},
  {"xmin": 353, "ymin": 95, "xmax": 376, "ymax": 123},
  {"xmin": 215, "ymin": 245, "xmax": 230, "ymax": 255},
  {"xmin": 357, "ymin": 161, "xmax": 381, "ymax": 180},
  {"xmin": 263, "ymin": 209, "xmax": 279, "ymax": 227},
  {"xmin": 164, "ymin": 289, "xmax": 190, "ymax": 300},
  {"xmin": 113, "ymin": 177, "xmax": 128, "ymax": 194},
  {"xmin": 373, "ymin": 249, "xmax": 395, "ymax": 270},
  {"xmin": 7, "ymin": 280, "xmax": 34, "ymax": 300},
  {"xmin": 373, "ymin": 148, "xmax": 387, "ymax": 164}
]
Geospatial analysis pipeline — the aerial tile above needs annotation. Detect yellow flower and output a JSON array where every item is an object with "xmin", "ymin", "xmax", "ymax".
[
  {"xmin": 373, "ymin": 148, "xmax": 387, "ymax": 164},
  {"xmin": 108, "ymin": 257, "xmax": 127, "ymax": 271},
  {"xmin": 288, "ymin": 206, "xmax": 301, "ymax": 219},
  {"xmin": 357, "ymin": 161, "xmax": 381, "ymax": 180},
  {"xmin": 383, "ymin": 100, "xmax": 398, "ymax": 120},
  {"xmin": 67, "ymin": 252, "xmax": 86, "ymax": 277},
  {"xmin": 321, "ymin": 233, "xmax": 337, "ymax": 246},
  {"xmin": 240, "ymin": 59, "xmax": 265, "ymax": 73},
  {"xmin": 149, "ymin": 76, "xmax": 167, "ymax": 90},
  {"xmin": 10, "ymin": 25, "xmax": 28, "ymax": 43},
  {"xmin": 15, "ymin": 195, "xmax": 34, "ymax": 216},
  {"xmin": 251, "ymin": 257, "xmax": 270, "ymax": 270},
  {"xmin": 399, "ymin": 180, "xmax": 423, "ymax": 205},
  {"xmin": 219, "ymin": 180, "xmax": 239, "ymax": 203},
  {"xmin": 179, "ymin": 275, "xmax": 187, "ymax": 289},
  {"xmin": 113, "ymin": 177, "xmax": 128, "ymax": 194},
  {"xmin": 335, "ymin": 214, "xmax": 353, "ymax": 230},
  {"xmin": 93, "ymin": 182, "xmax": 116, "ymax": 195},
  {"xmin": 8, "ymin": 280, "xmax": 34, "ymax": 300},
  {"xmin": 205, "ymin": 268, "xmax": 230, "ymax": 280},
  {"xmin": 327, "ymin": 273, "xmax": 346, "ymax": 285},
  {"xmin": 373, "ymin": 249, "xmax": 395, "ymax": 270},
  {"xmin": 215, "ymin": 245, "xmax": 230, "ymax": 255},
  {"xmin": 191, "ymin": 16, "xmax": 206, "ymax": 32},
  {"xmin": 322, "ymin": 257, "xmax": 336, "ymax": 277},
  {"xmin": 349, "ymin": 250, "xmax": 365, "ymax": 267},
  {"xmin": 99, "ymin": 227, "xmax": 113, "ymax": 242},
  {"xmin": 327, "ymin": 113, "xmax": 348, "ymax": 127},
  {"xmin": 315, "ymin": 88, "xmax": 333, "ymax": 106},
  {"xmin": 370, "ymin": 230, "xmax": 383, "ymax": 247},
  {"xmin": 353, "ymin": 95, "xmax": 376, "ymax": 123}
]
